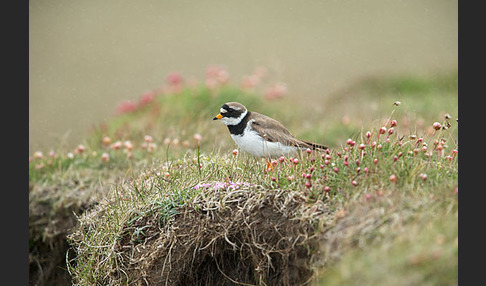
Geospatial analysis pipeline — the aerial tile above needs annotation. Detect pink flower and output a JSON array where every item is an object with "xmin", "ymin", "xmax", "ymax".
[
  {"xmin": 390, "ymin": 120, "xmax": 397, "ymax": 127},
  {"xmin": 102, "ymin": 136, "xmax": 112, "ymax": 147},
  {"xmin": 193, "ymin": 133, "xmax": 203, "ymax": 143},
  {"xmin": 264, "ymin": 82, "xmax": 287, "ymax": 100},
  {"xmin": 205, "ymin": 65, "xmax": 229, "ymax": 85},
  {"xmin": 33, "ymin": 151, "xmax": 43, "ymax": 159},
  {"xmin": 75, "ymin": 144, "xmax": 85, "ymax": 154},
  {"xmin": 111, "ymin": 141, "xmax": 122, "ymax": 150},
  {"xmin": 433, "ymin": 122, "xmax": 442, "ymax": 131},
  {"xmin": 147, "ymin": 143, "xmax": 157, "ymax": 152},
  {"xmin": 241, "ymin": 74, "xmax": 260, "ymax": 90},
  {"xmin": 124, "ymin": 141, "xmax": 133, "ymax": 151},
  {"xmin": 166, "ymin": 72, "xmax": 184, "ymax": 86},
  {"xmin": 452, "ymin": 149, "xmax": 458, "ymax": 157},
  {"xmin": 278, "ymin": 156, "xmax": 285, "ymax": 163},
  {"xmin": 420, "ymin": 173, "xmax": 427, "ymax": 181},
  {"xmin": 138, "ymin": 90, "xmax": 156, "ymax": 106},
  {"xmin": 116, "ymin": 100, "xmax": 137, "ymax": 114},
  {"xmin": 101, "ymin": 152, "xmax": 110, "ymax": 162},
  {"xmin": 144, "ymin": 135, "xmax": 153, "ymax": 143},
  {"xmin": 389, "ymin": 174, "xmax": 397, "ymax": 183}
]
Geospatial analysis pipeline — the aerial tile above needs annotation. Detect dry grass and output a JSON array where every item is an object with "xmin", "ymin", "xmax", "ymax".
[{"xmin": 29, "ymin": 68, "xmax": 458, "ymax": 285}]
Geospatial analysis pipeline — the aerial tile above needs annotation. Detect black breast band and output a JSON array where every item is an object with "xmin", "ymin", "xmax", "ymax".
[{"xmin": 227, "ymin": 112, "xmax": 251, "ymax": 136}]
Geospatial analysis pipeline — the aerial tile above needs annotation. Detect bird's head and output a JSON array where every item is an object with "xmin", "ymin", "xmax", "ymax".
[{"xmin": 213, "ymin": 102, "xmax": 248, "ymax": 126}]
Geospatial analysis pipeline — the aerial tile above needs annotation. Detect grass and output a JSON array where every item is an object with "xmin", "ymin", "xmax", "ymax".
[{"xmin": 29, "ymin": 66, "xmax": 458, "ymax": 285}]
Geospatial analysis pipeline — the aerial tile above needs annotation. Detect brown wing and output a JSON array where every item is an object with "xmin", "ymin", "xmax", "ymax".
[
  {"xmin": 250, "ymin": 113, "xmax": 301, "ymax": 146},
  {"xmin": 250, "ymin": 112, "xmax": 328, "ymax": 150}
]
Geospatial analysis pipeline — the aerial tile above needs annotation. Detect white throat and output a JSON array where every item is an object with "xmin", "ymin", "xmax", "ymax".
[{"xmin": 221, "ymin": 110, "xmax": 247, "ymax": 126}]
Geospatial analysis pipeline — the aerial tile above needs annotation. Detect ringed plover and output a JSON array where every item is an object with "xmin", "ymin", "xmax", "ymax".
[{"xmin": 213, "ymin": 102, "xmax": 327, "ymax": 163}]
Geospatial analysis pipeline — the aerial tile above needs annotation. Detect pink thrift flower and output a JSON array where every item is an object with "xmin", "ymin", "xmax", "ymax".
[
  {"xmin": 33, "ymin": 151, "xmax": 43, "ymax": 159},
  {"xmin": 433, "ymin": 122, "xmax": 442, "ymax": 131},
  {"xmin": 138, "ymin": 90, "xmax": 156, "ymax": 106},
  {"xmin": 102, "ymin": 136, "xmax": 112, "ymax": 147},
  {"xmin": 193, "ymin": 133, "xmax": 203, "ymax": 143},
  {"xmin": 166, "ymin": 72, "xmax": 184, "ymax": 86},
  {"xmin": 241, "ymin": 74, "xmax": 260, "ymax": 90},
  {"xmin": 116, "ymin": 100, "xmax": 137, "ymax": 115},
  {"xmin": 101, "ymin": 153, "xmax": 110, "ymax": 162},
  {"xmin": 144, "ymin": 135, "xmax": 153, "ymax": 143},
  {"xmin": 264, "ymin": 82, "xmax": 287, "ymax": 100},
  {"xmin": 420, "ymin": 173, "xmax": 427, "ymax": 181}
]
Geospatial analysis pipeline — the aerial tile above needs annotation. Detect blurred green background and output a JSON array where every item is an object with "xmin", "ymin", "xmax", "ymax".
[{"xmin": 29, "ymin": 0, "xmax": 458, "ymax": 152}]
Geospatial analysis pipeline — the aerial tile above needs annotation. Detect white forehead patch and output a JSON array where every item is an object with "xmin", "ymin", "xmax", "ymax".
[{"xmin": 220, "ymin": 108, "xmax": 227, "ymax": 113}]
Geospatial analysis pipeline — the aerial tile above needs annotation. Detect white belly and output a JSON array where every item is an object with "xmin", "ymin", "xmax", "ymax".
[{"xmin": 231, "ymin": 128, "xmax": 298, "ymax": 157}]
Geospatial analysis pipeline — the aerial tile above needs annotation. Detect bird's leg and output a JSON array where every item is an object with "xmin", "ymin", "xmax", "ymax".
[{"xmin": 265, "ymin": 158, "xmax": 273, "ymax": 172}]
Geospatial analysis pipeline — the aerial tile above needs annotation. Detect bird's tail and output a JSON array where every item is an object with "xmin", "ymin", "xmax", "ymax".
[{"xmin": 299, "ymin": 139, "xmax": 328, "ymax": 151}]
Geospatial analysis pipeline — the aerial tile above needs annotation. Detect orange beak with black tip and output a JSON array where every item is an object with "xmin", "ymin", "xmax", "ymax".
[{"xmin": 213, "ymin": 114, "xmax": 223, "ymax": 120}]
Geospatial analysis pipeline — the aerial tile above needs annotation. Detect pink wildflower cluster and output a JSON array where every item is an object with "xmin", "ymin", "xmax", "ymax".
[
  {"xmin": 115, "ymin": 65, "xmax": 291, "ymax": 116},
  {"xmin": 256, "ymin": 112, "xmax": 457, "ymax": 199},
  {"xmin": 115, "ymin": 89, "xmax": 157, "ymax": 115},
  {"xmin": 264, "ymin": 82, "xmax": 287, "ymax": 100},
  {"xmin": 205, "ymin": 65, "xmax": 230, "ymax": 90},
  {"xmin": 240, "ymin": 66, "xmax": 267, "ymax": 90}
]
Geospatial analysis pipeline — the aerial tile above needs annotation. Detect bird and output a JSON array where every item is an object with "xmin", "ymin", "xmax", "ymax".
[{"xmin": 213, "ymin": 102, "xmax": 327, "ymax": 167}]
